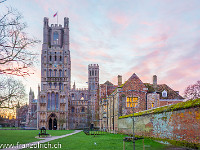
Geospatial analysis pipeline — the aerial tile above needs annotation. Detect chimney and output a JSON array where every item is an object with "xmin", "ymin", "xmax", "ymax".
[
  {"xmin": 153, "ymin": 75, "xmax": 157, "ymax": 91},
  {"xmin": 118, "ymin": 75, "xmax": 122, "ymax": 87}
]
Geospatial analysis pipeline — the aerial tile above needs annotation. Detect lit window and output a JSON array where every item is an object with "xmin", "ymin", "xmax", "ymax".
[
  {"xmin": 126, "ymin": 97, "xmax": 138, "ymax": 107},
  {"xmin": 152, "ymin": 103, "xmax": 154, "ymax": 108}
]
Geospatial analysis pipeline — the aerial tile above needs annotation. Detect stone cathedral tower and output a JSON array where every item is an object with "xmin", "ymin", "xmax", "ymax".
[
  {"xmin": 88, "ymin": 64, "xmax": 99, "ymax": 125},
  {"xmin": 37, "ymin": 17, "xmax": 71, "ymax": 130}
]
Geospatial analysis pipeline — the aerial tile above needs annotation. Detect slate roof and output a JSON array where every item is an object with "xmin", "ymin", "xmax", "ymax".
[
  {"xmin": 144, "ymin": 83, "xmax": 184, "ymax": 100},
  {"xmin": 104, "ymin": 81, "xmax": 114, "ymax": 86}
]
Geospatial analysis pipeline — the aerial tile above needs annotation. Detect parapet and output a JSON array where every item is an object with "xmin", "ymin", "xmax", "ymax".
[{"xmin": 88, "ymin": 64, "xmax": 99, "ymax": 67}]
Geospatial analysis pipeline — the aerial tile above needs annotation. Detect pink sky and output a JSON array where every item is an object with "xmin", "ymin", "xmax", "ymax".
[{"xmin": 1, "ymin": 0, "xmax": 200, "ymax": 99}]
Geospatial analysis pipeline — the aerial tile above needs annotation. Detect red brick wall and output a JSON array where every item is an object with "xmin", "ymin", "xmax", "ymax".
[{"xmin": 118, "ymin": 107, "xmax": 200, "ymax": 145}]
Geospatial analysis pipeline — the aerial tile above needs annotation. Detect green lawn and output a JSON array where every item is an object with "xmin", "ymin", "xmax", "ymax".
[
  {"xmin": 31, "ymin": 131, "xmax": 166, "ymax": 150},
  {"xmin": 0, "ymin": 130, "xmax": 74, "ymax": 146}
]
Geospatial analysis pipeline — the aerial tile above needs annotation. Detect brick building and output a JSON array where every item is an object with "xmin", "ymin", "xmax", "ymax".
[
  {"xmin": 145, "ymin": 75, "xmax": 184, "ymax": 110},
  {"xmin": 99, "ymin": 74, "xmax": 184, "ymax": 133}
]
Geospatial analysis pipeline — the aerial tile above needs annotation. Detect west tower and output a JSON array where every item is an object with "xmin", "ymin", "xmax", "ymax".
[{"xmin": 38, "ymin": 17, "xmax": 71, "ymax": 130}]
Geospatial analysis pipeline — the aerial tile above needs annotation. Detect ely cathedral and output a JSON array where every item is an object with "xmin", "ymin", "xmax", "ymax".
[{"xmin": 36, "ymin": 17, "xmax": 99, "ymax": 130}]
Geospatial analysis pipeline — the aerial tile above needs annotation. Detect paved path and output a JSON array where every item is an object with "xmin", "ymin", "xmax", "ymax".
[{"xmin": 1, "ymin": 130, "xmax": 82, "ymax": 150}]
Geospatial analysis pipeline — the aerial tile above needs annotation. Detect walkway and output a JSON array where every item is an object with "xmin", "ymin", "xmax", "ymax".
[{"xmin": 2, "ymin": 130, "xmax": 82, "ymax": 150}]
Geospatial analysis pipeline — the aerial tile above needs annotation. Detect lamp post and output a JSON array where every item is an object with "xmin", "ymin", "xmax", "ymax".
[{"xmin": 112, "ymin": 95, "xmax": 114, "ymax": 133}]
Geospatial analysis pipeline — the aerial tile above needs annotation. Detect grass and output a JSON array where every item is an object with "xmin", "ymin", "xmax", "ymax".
[
  {"xmin": 0, "ymin": 130, "xmax": 74, "ymax": 146},
  {"xmin": 29, "ymin": 131, "xmax": 167, "ymax": 150}
]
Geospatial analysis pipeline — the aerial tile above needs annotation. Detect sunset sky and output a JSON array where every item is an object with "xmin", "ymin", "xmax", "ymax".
[{"xmin": 1, "ymin": 0, "xmax": 200, "ymax": 100}]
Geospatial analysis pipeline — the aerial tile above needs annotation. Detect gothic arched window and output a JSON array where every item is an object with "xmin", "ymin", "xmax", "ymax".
[
  {"xmin": 54, "ymin": 82, "xmax": 57, "ymax": 88},
  {"xmin": 50, "ymin": 55, "xmax": 52, "ymax": 61},
  {"xmin": 49, "ymin": 69, "xmax": 52, "ymax": 77},
  {"xmin": 47, "ymin": 93, "xmax": 50, "ymax": 110},
  {"xmin": 59, "ymin": 83, "xmax": 62, "ymax": 90},
  {"xmin": 51, "ymin": 92, "xmax": 55, "ymax": 111},
  {"xmin": 56, "ymin": 93, "xmax": 59, "ymax": 110},
  {"xmin": 81, "ymin": 107, "xmax": 85, "ymax": 112},
  {"xmin": 72, "ymin": 107, "xmax": 74, "ymax": 113},
  {"xmin": 54, "ymin": 69, "xmax": 57, "ymax": 77},
  {"xmin": 53, "ymin": 31, "xmax": 59, "ymax": 44},
  {"xmin": 59, "ymin": 70, "xmax": 62, "ymax": 77},
  {"xmin": 55, "ymin": 55, "xmax": 57, "ymax": 61}
]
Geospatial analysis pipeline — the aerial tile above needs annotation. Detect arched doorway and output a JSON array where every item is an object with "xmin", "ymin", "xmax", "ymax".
[
  {"xmin": 53, "ymin": 118, "xmax": 57, "ymax": 130},
  {"xmin": 48, "ymin": 113, "xmax": 57, "ymax": 130},
  {"xmin": 49, "ymin": 118, "xmax": 52, "ymax": 130}
]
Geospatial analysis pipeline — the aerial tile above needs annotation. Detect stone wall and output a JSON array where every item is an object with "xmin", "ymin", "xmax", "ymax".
[{"xmin": 118, "ymin": 106, "xmax": 200, "ymax": 145}]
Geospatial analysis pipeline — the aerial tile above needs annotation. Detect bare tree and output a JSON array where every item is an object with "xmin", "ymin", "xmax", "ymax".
[
  {"xmin": 184, "ymin": 81, "xmax": 200, "ymax": 100},
  {"xmin": 0, "ymin": 75, "xmax": 26, "ymax": 109},
  {"xmin": 0, "ymin": 7, "xmax": 40, "ymax": 76}
]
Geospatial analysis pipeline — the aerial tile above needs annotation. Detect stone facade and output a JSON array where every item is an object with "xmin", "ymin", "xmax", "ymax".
[
  {"xmin": 26, "ymin": 88, "xmax": 37, "ymax": 129},
  {"xmin": 16, "ymin": 103, "xmax": 28, "ymax": 128},
  {"xmin": 37, "ymin": 17, "xmax": 99, "ymax": 130}
]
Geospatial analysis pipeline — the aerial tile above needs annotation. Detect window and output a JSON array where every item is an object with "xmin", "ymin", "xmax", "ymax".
[
  {"xmin": 50, "ymin": 55, "xmax": 52, "ymax": 61},
  {"xmin": 152, "ymin": 103, "xmax": 154, "ymax": 108},
  {"xmin": 53, "ymin": 31, "xmax": 59, "ymax": 44},
  {"xmin": 72, "ymin": 107, "xmax": 74, "ymax": 113},
  {"xmin": 56, "ymin": 93, "xmax": 59, "ymax": 110},
  {"xmin": 54, "ymin": 82, "xmax": 57, "ymax": 88},
  {"xmin": 72, "ymin": 94, "xmax": 74, "ymax": 99},
  {"xmin": 81, "ymin": 107, "xmax": 85, "ymax": 112},
  {"xmin": 59, "ymin": 83, "xmax": 62, "ymax": 90},
  {"xmin": 55, "ymin": 55, "xmax": 57, "ymax": 61},
  {"xmin": 59, "ymin": 70, "xmax": 62, "ymax": 77},
  {"xmin": 51, "ymin": 92, "xmax": 55, "ymax": 111},
  {"xmin": 49, "ymin": 83, "xmax": 52, "ymax": 88},
  {"xmin": 49, "ymin": 69, "xmax": 52, "ymax": 77},
  {"xmin": 47, "ymin": 93, "xmax": 50, "ymax": 110},
  {"xmin": 126, "ymin": 97, "xmax": 138, "ymax": 107},
  {"xmin": 60, "ymin": 56, "xmax": 62, "ymax": 61},
  {"xmin": 162, "ymin": 90, "xmax": 167, "ymax": 98},
  {"xmin": 54, "ymin": 69, "xmax": 57, "ymax": 77}
]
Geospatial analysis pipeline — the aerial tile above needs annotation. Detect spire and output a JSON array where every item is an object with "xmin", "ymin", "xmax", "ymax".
[
  {"xmin": 73, "ymin": 81, "xmax": 76, "ymax": 90},
  {"xmin": 29, "ymin": 87, "xmax": 32, "ymax": 95},
  {"xmin": 16, "ymin": 101, "xmax": 20, "ymax": 108}
]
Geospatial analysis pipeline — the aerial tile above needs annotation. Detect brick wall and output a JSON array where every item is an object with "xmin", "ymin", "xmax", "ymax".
[{"xmin": 118, "ymin": 107, "xmax": 200, "ymax": 144}]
